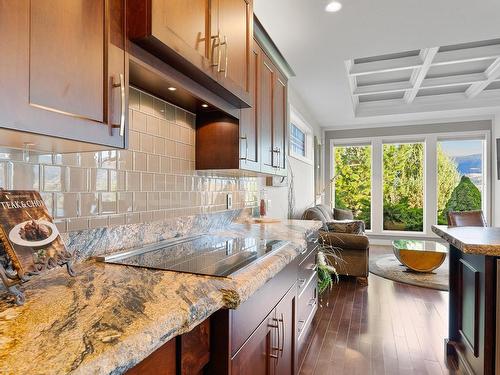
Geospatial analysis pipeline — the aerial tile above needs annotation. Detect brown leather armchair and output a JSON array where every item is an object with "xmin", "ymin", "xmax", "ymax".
[
  {"xmin": 447, "ymin": 210, "xmax": 487, "ymax": 227},
  {"xmin": 302, "ymin": 204, "xmax": 369, "ymax": 279}
]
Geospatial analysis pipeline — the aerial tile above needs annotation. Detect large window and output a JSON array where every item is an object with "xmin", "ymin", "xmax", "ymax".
[
  {"xmin": 383, "ymin": 142, "xmax": 424, "ymax": 232},
  {"xmin": 437, "ymin": 139, "xmax": 485, "ymax": 224},
  {"xmin": 331, "ymin": 131, "xmax": 489, "ymax": 236},
  {"xmin": 333, "ymin": 145, "xmax": 371, "ymax": 229}
]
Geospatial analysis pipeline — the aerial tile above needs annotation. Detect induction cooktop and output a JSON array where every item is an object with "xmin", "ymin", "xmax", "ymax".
[{"xmin": 96, "ymin": 235, "xmax": 289, "ymax": 277}]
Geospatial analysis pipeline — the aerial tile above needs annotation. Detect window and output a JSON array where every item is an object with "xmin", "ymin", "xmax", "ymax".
[
  {"xmin": 383, "ymin": 142, "xmax": 424, "ymax": 232},
  {"xmin": 290, "ymin": 123, "xmax": 306, "ymax": 157},
  {"xmin": 289, "ymin": 106, "xmax": 313, "ymax": 163},
  {"xmin": 331, "ymin": 131, "xmax": 489, "ymax": 236},
  {"xmin": 437, "ymin": 139, "xmax": 485, "ymax": 224},
  {"xmin": 333, "ymin": 145, "xmax": 371, "ymax": 229}
]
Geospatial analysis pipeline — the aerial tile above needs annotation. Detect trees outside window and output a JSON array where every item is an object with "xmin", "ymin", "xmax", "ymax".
[
  {"xmin": 332, "ymin": 134, "xmax": 487, "ymax": 234},
  {"xmin": 333, "ymin": 145, "xmax": 371, "ymax": 229},
  {"xmin": 383, "ymin": 143, "xmax": 424, "ymax": 232},
  {"xmin": 437, "ymin": 139, "xmax": 484, "ymax": 224}
]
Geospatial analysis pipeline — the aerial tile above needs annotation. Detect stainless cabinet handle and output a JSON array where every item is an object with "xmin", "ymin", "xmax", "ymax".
[
  {"xmin": 308, "ymin": 264, "xmax": 318, "ymax": 272},
  {"xmin": 240, "ymin": 135, "xmax": 248, "ymax": 160},
  {"xmin": 272, "ymin": 147, "xmax": 280, "ymax": 168},
  {"xmin": 112, "ymin": 73, "xmax": 125, "ymax": 137},
  {"xmin": 224, "ymin": 36, "xmax": 228, "ymax": 78},
  {"xmin": 210, "ymin": 34, "xmax": 220, "ymax": 67},
  {"xmin": 297, "ymin": 319, "xmax": 305, "ymax": 333},
  {"xmin": 270, "ymin": 318, "xmax": 280, "ymax": 364},
  {"xmin": 218, "ymin": 36, "xmax": 227, "ymax": 74},
  {"xmin": 308, "ymin": 298, "xmax": 317, "ymax": 307},
  {"xmin": 279, "ymin": 313, "xmax": 285, "ymax": 357}
]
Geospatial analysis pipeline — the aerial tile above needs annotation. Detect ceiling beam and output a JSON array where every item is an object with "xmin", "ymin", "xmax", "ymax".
[
  {"xmin": 353, "ymin": 81, "xmax": 412, "ymax": 96},
  {"xmin": 349, "ymin": 55, "xmax": 422, "ymax": 76},
  {"xmin": 352, "ymin": 72, "xmax": 491, "ymax": 97},
  {"xmin": 432, "ymin": 44, "xmax": 500, "ymax": 66},
  {"xmin": 345, "ymin": 60, "xmax": 359, "ymax": 111},
  {"xmin": 466, "ymin": 57, "xmax": 500, "ymax": 98},
  {"xmin": 404, "ymin": 47, "xmax": 439, "ymax": 103},
  {"xmin": 421, "ymin": 72, "xmax": 487, "ymax": 89}
]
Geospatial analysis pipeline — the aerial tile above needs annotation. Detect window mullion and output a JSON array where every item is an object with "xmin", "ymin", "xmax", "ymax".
[
  {"xmin": 372, "ymin": 139, "xmax": 383, "ymax": 234},
  {"xmin": 425, "ymin": 135, "xmax": 437, "ymax": 235}
]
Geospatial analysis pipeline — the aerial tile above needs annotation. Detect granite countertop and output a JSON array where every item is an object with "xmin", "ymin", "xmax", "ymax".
[
  {"xmin": 432, "ymin": 225, "xmax": 500, "ymax": 256},
  {"xmin": 0, "ymin": 219, "xmax": 322, "ymax": 375}
]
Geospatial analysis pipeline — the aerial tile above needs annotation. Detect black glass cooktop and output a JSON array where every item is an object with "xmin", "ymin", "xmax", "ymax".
[{"xmin": 98, "ymin": 235, "xmax": 289, "ymax": 277}]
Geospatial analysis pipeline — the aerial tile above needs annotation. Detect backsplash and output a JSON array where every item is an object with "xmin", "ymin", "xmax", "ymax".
[{"xmin": 0, "ymin": 87, "xmax": 260, "ymax": 233}]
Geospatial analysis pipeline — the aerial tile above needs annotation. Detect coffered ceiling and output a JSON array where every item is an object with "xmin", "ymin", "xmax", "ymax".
[
  {"xmin": 254, "ymin": 0, "xmax": 500, "ymax": 129},
  {"xmin": 347, "ymin": 39, "xmax": 500, "ymax": 117}
]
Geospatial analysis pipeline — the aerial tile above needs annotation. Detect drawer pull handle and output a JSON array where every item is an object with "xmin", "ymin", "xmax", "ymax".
[
  {"xmin": 298, "ymin": 278, "xmax": 306, "ymax": 287},
  {"xmin": 308, "ymin": 298, "xmax": 317, "ymax": 307}
]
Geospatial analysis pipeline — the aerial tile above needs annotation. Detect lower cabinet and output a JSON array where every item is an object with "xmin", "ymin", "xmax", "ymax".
[
  {"xmin": 231, "ymin": 284, "xmax": 296, "ymax": 375},
  {"xmin": 127, "ymin": 240, "xmax": 318, "ymax": 375},
  {"xmin": 126, "ymin": 319, "xmax": 210, "ymax": 375}
]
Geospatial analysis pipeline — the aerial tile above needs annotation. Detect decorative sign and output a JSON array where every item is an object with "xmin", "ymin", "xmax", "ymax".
[{"xmin": 0, "ymin": 190, "xmax": 74, "ymax": 305}]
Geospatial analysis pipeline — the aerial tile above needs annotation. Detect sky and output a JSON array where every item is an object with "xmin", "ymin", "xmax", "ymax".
[{"xmin": 440, "ymin": 139, "xmax": 484, "ymax": 157}]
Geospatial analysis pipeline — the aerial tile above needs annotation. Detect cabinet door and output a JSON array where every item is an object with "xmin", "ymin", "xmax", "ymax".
[
  {"xmin": 274, "ymin": 285, "xmax": 297, "ymax": 375},
  {"xmin": 0, "ymin": 0, "xmax": 127, "ymax": 149},
  {"xmin": 260, "ymin": 52, "xmax": 275, "ymax": 173},
  {"xmin": 151, "ymin": 0, "xmax": 210, "ymax": 62},
  {"xmin": 239, "ymin": 40, "xmax": 260, "ymax": 172},
  {"xmin": 231, "ymin": 312, "xmax": 276, "ymax": 375},
  {"xmin": 217, "ymin": 0, "xmax": 252, "ymax": 103},
  {"xmin": 273, "ymin": 71, "xmax": 287, "ymax": 173}
]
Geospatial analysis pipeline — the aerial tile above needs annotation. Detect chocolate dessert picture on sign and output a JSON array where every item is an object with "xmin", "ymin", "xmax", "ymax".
[{"xmin": 0, "ymin": 190, "xmax": 74, "ymax": 281}]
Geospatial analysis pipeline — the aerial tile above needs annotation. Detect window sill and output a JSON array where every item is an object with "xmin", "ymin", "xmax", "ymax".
[{"xmin": 289, "ymin": 152, "xmax": 313, "ymax": 165}]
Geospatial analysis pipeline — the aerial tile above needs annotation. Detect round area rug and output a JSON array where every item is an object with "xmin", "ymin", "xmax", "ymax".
[{"xmin": 369, "ymin": 253, "xmax": 448, "ymax": 291}]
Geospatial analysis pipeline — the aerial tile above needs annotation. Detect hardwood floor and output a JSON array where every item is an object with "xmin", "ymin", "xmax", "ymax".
[{"xmin": 298, "ymin": 248, "xmax": 459, "ymax": 375}]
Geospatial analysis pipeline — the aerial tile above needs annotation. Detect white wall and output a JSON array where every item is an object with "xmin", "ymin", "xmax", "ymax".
[{"xmin": 265, "ymin": 86, "xmax": 323, "ymax": 219}]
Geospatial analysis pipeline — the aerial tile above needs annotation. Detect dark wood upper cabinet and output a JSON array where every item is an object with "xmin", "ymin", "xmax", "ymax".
[
  {"xmin": 239, "ymin": 41, "xmax": 261, "ymax": 172},
  {"xmin": 195, "ymin": 37, "xmax": 288, "ymax": 177},
  {"xmin": 0, "ymin": 0, "xmax": 127, "ymax": 151},
  {"xmin": 127, "ymin": 0, "xmax": 252, "ymax": 108},
  {"xmin": 259, "ymin": 42, "xmax": 288, "ymax": 176},
  {"xmin": 260, "ymin": 51, "xmax": 275, "ymax": 172},
  {"xmin": 273, "ymin": 71, "xmax": 288, "ymax": 172},
  {"xmin": 215, "ymin": 0, "xmax": 252, "ymax": 101}
]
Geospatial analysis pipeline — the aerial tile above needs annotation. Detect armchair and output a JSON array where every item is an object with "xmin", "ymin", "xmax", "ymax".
[{"xmin": 302, "ymin": 205, "xmax": 369, "ymax": 279}]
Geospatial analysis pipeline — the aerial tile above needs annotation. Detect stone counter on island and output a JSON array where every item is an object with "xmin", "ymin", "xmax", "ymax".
[
  {"xmin": 432, "ymin": 225, "xmax": 500, "ymax": 375},
  {"xmin": 0, "ymin": 219, "xmax": 322, "ymax": 375}
]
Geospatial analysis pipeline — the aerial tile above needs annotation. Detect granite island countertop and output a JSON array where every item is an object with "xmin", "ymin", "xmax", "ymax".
[
  {"xmin": 432, "ymin": 225, "xmax": 500, "ymax": 256},
  {"xmin": 0, "ymin": 219, "xmax": 322, "ymax": 375}
]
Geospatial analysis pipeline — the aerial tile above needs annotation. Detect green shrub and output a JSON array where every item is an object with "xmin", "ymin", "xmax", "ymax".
[{"xmin": 438, "ymin": 176, "xmax": 481, "ymax": 224}]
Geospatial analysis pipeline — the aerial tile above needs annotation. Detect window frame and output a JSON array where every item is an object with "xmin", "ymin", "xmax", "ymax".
[
  {"xmin": 330, "ymin": 129, "xmax": 491, "ymax": 238},
  {"xmin": 289, "ymin": 106, "xmax": 313, "ymax": 164}
]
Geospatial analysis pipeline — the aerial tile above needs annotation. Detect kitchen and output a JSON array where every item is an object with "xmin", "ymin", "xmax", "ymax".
[{"xmin": 0, "ymin": 0, "xmax": 322, "ymax": 374}]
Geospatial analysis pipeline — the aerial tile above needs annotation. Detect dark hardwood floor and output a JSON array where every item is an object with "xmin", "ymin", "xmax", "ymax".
[{"xmin": 299, "ymin": 247, "xmax": 459, "ymax": 375}]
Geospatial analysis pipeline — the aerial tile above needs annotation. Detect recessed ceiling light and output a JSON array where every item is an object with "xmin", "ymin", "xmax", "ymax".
[
  {"xmin": 325, "ymin": 1, "xmax": 342, "ymax": 12},
  {"xmin": 168, "ymin": 87, "xmax": 177, "ymax": 91},
  {"xmin": 201, "ymin": 103, "xmax": 209, "ymax": 108}
]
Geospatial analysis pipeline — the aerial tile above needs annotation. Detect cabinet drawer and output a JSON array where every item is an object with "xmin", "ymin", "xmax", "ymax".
[
  {"xmin": 297, "ymin": 273, "xmax": 317, "ymax": 341},
  {"xmin": 230, "ymin": 256, "xmax": 298, "ymax": 356},
  {"xmin": 298, "ymin": 247, "xmax": 317, "ymax": 295}
]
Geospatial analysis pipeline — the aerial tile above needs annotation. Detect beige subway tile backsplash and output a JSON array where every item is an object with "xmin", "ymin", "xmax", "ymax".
[{"xmin": 0, "ymin": 87, "xmax": 259, "ymax": 232}]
